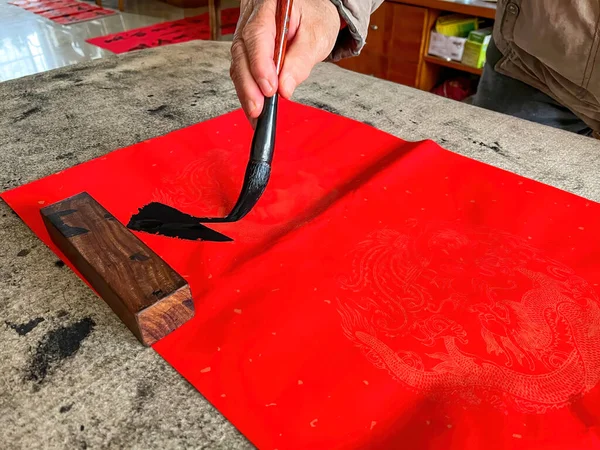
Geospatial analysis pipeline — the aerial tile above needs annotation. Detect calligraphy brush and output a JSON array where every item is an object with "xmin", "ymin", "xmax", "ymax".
[
  {"xmin": 128, "ymin": 0, "xmax": 293, "ymax": 238},
  {"xmin": 206, "ymin": 0, "xmax": 293, "ymax": 222}
]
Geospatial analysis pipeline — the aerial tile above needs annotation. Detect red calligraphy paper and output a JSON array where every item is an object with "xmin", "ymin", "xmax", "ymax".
[
  {"xmin": 85, "ymin": 10, "xmax": 241, "ymax": 54},
  {"xmin": 9, "ymin": 0, "xmax": 116, "ymax": 24},
  {"xmin": 3, "ymin": 100, "xmax": 600, "ymax": 449},
  {"xmin": 22, "ymin": 0, "xmax": 79, "ymax": 13},
  {"xmin": 39, "ymin": 5, "xmax": 100, "ymax": 20},
  {"xmin": 52, "ymin": 8, "xmax": 115, "ymax": 24}
]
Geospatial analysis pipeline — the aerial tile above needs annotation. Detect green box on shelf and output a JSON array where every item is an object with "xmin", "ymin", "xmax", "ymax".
[
  {"xmin": 435, "ymin": 14, "xmax": 479, "ymax": 38},
  {"xmin": 461, "ymin": 27, "xmax": 493, "ymax": 69}
]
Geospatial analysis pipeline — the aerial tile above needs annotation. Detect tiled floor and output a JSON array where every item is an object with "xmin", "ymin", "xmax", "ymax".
[{"xmin": 0, "ymin": 0, "xmax": 230, "ymax": 82}]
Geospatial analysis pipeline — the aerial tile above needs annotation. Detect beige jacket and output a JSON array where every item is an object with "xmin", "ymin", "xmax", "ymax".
[{"xmin": 331, "ymin": 0, "xmax": 600, "ymax": 132}]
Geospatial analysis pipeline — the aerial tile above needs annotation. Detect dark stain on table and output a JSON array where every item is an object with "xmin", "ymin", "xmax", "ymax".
[
  {"xmin": 26, "ymin": 317, "xmax": 95, "ymax": 384},
  {"xmin": 147, "ymin": 104, "xmax": 175, "ymax": 120},
  {"xmin": 13, "ymin": 107, "xmax": 41, "ymax": 123},
  {"xmin": 147, "ymin": 104, "xmax": 167, "ymax": 114},
  {"xmin": 471, "ymin": 139, "xmax": 508, "ymax": 157},
  {"xmin": 5, "ymin": 317, "xmax": 45, "ymax": 336},
  {"xmin": 299, "ymin": 99, "xmax": 341, "ymax": 115},
  {"xmin": 51, "ymin": 72, "xmax": 72, "ymax": 80},
  {"xmin": 59, "ymin": 403, "xmax": 74, "ymax": 413},
  {"xmin": 135, "ymin": 381, "xmax": 155, "ymax": 412},
  {"xmin": 56, "ymin": 152, "xmax": 75, "ymax": 160}
]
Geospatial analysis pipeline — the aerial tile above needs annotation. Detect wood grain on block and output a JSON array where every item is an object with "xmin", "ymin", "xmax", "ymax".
[{"xmin": 41, "ymin": 192, "xmax": 194, "ymax": 346}]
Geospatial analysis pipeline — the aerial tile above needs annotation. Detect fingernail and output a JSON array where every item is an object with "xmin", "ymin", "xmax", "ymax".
[
  {"xmin": 258, "ymin": 78, "xmax": 274, "ymax": 96},
  {"xmin": 249, "ymin": 117, "xmax": 257, "ymax": 129},
  {"xmin": 281, "ymin": 76, "xmax": 296, "ymax": 98}
]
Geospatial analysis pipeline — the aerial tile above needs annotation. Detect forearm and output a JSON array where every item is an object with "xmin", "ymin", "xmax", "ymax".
[{"xmin": 328, "ymin": 0, "xmax": 384, "ymax": 61}]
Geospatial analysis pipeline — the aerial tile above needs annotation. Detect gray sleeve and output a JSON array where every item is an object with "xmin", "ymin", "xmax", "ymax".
[{"xmin": 328, "ymin": 0, "xmax": 384, "ymax": 61}]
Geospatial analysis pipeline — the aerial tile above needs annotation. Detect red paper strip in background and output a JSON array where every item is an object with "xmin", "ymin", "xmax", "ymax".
[
  {"xmin": 8, "ymin": 0, "xmax": 116, "ymax": 24},
  {"xmin": 3, "ymin": 100, "xmax": 600, "ymax": 450},
  {"xmin": 86, "ymin": 9, "xmax": 241, "ymax": 54},
  {"xmin": 53, "ymin": 8, "xmax": 115, "ymax": 24},
  {"xmin": 23, "ymin": 0, "xmax": 79, "ymax": 13},
  {"xmin": 39, "ymin": 4, "xmax": 100, "ymax": 19}
]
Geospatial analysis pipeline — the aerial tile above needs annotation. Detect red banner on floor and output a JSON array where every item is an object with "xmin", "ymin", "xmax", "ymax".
[
  {"xmin": 8, "ymin": 0, "xmax": 116, "ymax": 25},
  {"xmin": 3, "ymin": 101, "xmax": 600, "ymax": 449},
  {"xmin": 86, "ymin": 9, "xmax": 240, "ymax": 54}
]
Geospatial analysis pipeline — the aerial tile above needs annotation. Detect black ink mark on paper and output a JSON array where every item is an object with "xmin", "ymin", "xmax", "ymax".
[{"xmin": 127, "ymin": 202, "xmax": 233, "ymax": 242}]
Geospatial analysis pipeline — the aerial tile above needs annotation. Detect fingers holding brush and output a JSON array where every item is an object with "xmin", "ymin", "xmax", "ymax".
[
  {"xmin": 230, "ymin": 37, "xmax": 265, "ymax": 125},
  {"xmin": 230, "ymin": 0, "xmax": 279, "ymax": 123},
  {"xmin": 230, "ymin": 0, "xmax": 340, "ymax": 123}
]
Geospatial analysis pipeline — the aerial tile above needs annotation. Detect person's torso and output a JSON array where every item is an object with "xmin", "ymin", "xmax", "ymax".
[{"xmin": 494, "ymin": 0, "xmax": 600, "ymax": 131}]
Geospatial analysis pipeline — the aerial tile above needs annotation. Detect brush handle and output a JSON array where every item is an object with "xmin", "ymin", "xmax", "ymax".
[
  {"xmin": 249, "ymin": 0, "xmax": 292, "ymax": 163},
  {"xmin": 250, "ymin": 95, "xmax": 278, "ymax": 163},
  {"xmin": 274, "ymin": 0, "xmax": 293, "ymax": 74}
]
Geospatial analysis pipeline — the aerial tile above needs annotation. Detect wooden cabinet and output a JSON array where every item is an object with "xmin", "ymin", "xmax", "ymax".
[
  {"xmin": 337, "ymin": 2, "xmax": 432, "ymax": 87},
  {"xmin": 335, "ymin": 0, "xmax": 496, "ymax": 91}
]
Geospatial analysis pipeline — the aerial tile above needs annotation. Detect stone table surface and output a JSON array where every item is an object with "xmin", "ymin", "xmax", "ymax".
[{"xmin": 0, "ymin": 41, "xmax": 599, "ymax": 449}]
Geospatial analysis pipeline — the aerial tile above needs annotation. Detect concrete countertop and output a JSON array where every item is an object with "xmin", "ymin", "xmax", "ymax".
[{"xmin": 0, "ymin": 40, "xmax": 598, "ymax": 449}]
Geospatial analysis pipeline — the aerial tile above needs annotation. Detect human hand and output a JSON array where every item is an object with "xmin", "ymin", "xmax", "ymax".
[{"xmin": 230, "ymin": 0, "xmax": 341, "ymax": 125}]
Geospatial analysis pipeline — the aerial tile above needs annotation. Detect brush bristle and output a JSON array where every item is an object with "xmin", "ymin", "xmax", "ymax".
[{"xmin": 225, "ymin": 161, "xmax": 271, "ymax": 221}]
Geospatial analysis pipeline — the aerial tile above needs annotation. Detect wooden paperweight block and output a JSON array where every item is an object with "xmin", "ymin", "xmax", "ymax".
[{"xmin": 41, "ymin": 192, "xmax": 194, "ymax": 346}]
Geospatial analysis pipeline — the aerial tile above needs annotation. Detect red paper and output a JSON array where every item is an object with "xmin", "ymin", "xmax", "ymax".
[
  {"xmin": 86, "ymin": 9, "xmax": 241, "ymax": 54},
  {"xmin": 8, "ymin": 0, "xmax": 115, "ymax": 24},
  {"xmin": 8, "ymin": 0, "xmax": 50, "ymax": 7},
  {"xmin": 25, "ymin": 1, "xmax": 81, "ymax": 14},
  {"xmin": 53, "ymin": 8, "xmax": 115, "ymax": 24},
  {"xmin": 39, "ymin": 4, "xmax": 100, "ymax": 19},
  {"xmin": 3, "ymin": 101, "xmax": 600, "ymax": 449}
]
